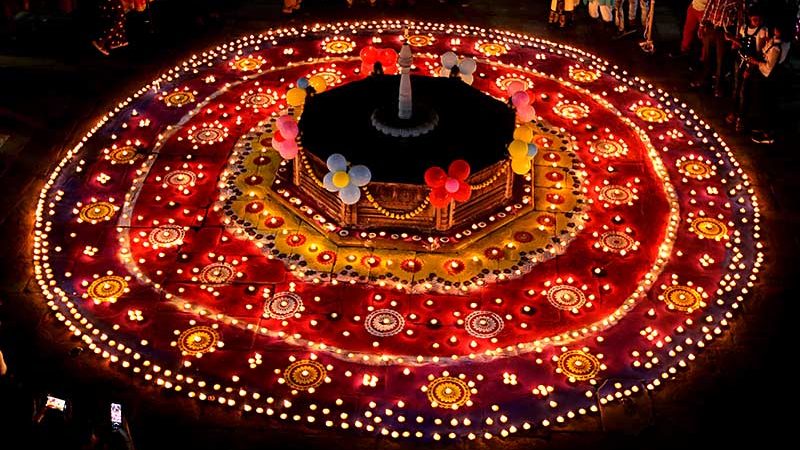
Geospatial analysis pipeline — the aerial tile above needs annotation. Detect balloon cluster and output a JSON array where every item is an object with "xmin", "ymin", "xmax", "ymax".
[
  {"xmin": 359, "ymin": 46, "xmax": 399, "ymax": 75},
  {"xmin": 507, "ymin": 123, "xmax": 539, "ymax": 175},
  {"xmin": 272, "ymin": 115, "xmax": 299, "ymax": 159},
  {"xmin": 506, "ymin": 80, "xmax": 536, "ymax": 123},
  {"xmin": 424, "ymin": 160, "xmax": 472, "ymax": 208},
  {"xmin": 323, "ymin": 154, "xmax": 372, "ymax": 205},
  {"xmin": 286, "ymin": 75, "xmax": 328, "ymax": 107},
  {"xmin": 438, "ymin": 52, "xmax": 477, "ymax": 85}
]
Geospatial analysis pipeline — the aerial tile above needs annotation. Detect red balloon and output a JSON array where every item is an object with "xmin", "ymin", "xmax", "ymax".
[
  {"xmin": 424, "ymin": 166, "xmax": 448, "ymax": 187},
  {"xmin": 451, "ymin": 181, "xmax": 472, "ymax": 202},
  {"xmin": 448, "ymin": 160, "xmax": 471, "ymax": 180},
  {"xmin": 429, "ymin": 187, "xmax": 451, "ymax": 208},
  {"xmin": 360, "ymin": 46, "xmax": 379, "ymax": 63},
  {"xmin": 379, "ymin": 49, "xmax": 397, "ymax": 65}
]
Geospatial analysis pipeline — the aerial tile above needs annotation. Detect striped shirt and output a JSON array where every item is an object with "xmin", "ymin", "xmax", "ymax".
[{"xmin": 702, "ymin": 0, "xmax": 741, "ymax": 29}]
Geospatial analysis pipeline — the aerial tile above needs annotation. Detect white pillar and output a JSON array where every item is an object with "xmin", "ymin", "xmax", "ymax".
[{"xmin": 398, "ymin": 42, "xmax": 413, "ymax": 120}]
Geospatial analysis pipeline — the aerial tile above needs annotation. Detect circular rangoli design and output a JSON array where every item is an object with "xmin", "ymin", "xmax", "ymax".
[
  {"xmin": 464, "ymin": 311, "xmax": 504, "ymax": 339},
  {"xmin": 32, "ymin": 21, "xmax": 763, "ymax": 441},
  {"xmin": 265, "ymin": 292, "xmax": 303, "ymax": 319},
  {"xmin": 177, "ymin": 325, "xmax": 220, "ymax": 356},
  {"xmin": 424, "ymin": 375, "xmax": 473, "ymax": 409},
  {"xmin": 365, "ymin": 309, "xmax": 405, "ymax": 337},
  {"xmin": 283, "ymin": 359, "xmax": 327, "ymax": 391}
]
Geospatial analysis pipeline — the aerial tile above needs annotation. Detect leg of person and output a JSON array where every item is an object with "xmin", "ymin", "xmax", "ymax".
[
  {"xmin": 589, "ymin": 0, "xmax": 600, "ymax": 19},
  {"xmin": 615, "ymin": 0, "xmax": 626, "ymax": 31},
  {"xmin": 750, "ymin": 71, "xmax": 775, "ymax": 143},
  {"xmin": 712, "ymin": 28, "xmax": 727, "ymax": 96},
  {"xmin": 680, "ymin": 4, "xmax": 702, "ymax": 54},
  {"xmin": 639, "ymin": 0, "xmax": 649, "ymax": 27},
  {"xmin": 733, "ymin": 65, "xmax": 750, "ymax": 130},
  {"xmin": 627, "ymin": 0, "xmax": 637, "ymax": 26},
  {"xmin": 600, "ymin": 3, "xmax": 612, "ymax": 22},
  {"xmin": 693, "ymin": 28, "xmax": 716, "ymax": 88}
]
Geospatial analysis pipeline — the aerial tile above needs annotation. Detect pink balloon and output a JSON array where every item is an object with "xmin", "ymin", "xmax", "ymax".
[
  {"xmin": 278, "ymin": 141, "xmax": 298, "ymax": 159},
  {"xmin": 507, "ymin": 80, "xmax": 525, "ymax": 96},
  {"xmin": 516, "ymin": 104, "xmax": 536, "ymax": 123},
  {"xmin": 511, "ymin": 91, "xmax": 530, "ymax": 108},
  {"xmin": 276, "ymin": 116, "xmax": 299, "ymax": 139},
  {"xmin": 445, "ymin": 178, "xmax": 460, "ymax": 193}
]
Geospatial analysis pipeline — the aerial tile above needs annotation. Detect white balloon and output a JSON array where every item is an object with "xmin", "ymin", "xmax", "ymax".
[
  {"xmin": 348, "ymin": 165, "xmax": 372, "ymax": 187},
  {"xmin": 326, "ymin": 153, "xmax": 348, "ymax": 172},
  {"xmin": 322, "ymin": 172, "xmax": 337, "ymax": 192},
  {"xmin": 441, "ymin": 51, "xmax": 458, "ymax": 69},
  {"xmin": 339, "ymin": 184, "xmax": 361, "ymax": 205},
  {"xmin": 461, "ymin": 74, "xmax": 474, "ymax": 85},
  {"xmin": 458, "ymin": 57, "xmax": 477, "ymax": 75}
]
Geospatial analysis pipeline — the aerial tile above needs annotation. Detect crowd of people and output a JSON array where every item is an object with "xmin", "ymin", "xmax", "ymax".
[
  {"xmin": 673, "ymin": 0, "xmax": 794, "ymax": 144},
  {"xmin": 549, "ymin": 0, "xmax": 796, "ymax": 144}
]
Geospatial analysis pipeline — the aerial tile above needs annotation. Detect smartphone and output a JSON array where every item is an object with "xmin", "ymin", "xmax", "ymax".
[
  {"xmin": 111, "ymin": 403, "xmax": 122, "ymax": 430},
  {"xmin": 45, "ymin": 395, "xmax": 67, "ymax": 412}
]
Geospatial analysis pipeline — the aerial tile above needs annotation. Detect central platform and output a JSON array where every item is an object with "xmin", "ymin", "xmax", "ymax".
[{"xmin": 299, "ymin": 75, "xmax": 515, "ymax": 184}]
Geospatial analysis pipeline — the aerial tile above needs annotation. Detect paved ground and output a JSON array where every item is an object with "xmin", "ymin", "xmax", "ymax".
[{"xmin": 0, "ymin": 1, "xmax": 798, "ymax": 449}]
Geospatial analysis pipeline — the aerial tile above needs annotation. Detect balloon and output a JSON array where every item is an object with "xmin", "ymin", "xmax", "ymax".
[
  {"xmin": 511, "ymin": 91, "xmax": 530, "ymax": 108},
  {"xmin": 286, "ymin": 87, "xmax": 306, "ymax": 107},
  {"xmin": 429, "ymin": 187, "xmax": 451, "ymax": 208},
  {"xmin": 360, "ymin": 45, "xmax": 378, "ymax": 63},
  {"xmin": 439, "ymin": 67, "xmax": 451, "ymax": 78},
  {"xmin": 508, "ymin": 139, "xmax": 529, "ymax": 158},
  {"xmin": 516, "ymin": 104, "xmax": 535, "ymax": 123},
  {"xmin": 506, "ymin": 80, "xmax": 525, "ymax": 96},
  {"xmin": 451, "ymin": 182, "xmax": 472, "ymax": 202},
  {"xmin": 424, "ymin": 166, "xmax": 448, "ymax": 187},
  {"xmin": 513, "ymin": 125, "xmax": 534, "ymax": 143},
  {"xmin": 348, "ymin": 165, "xmax": 372, "ymax": 186},
  {"xmin": 339, "ymin": 184, "xmax": 361, "ymax": 205},
  {"xmin": 326, "ymin": 153, "xmax": 348, "ymax": 172},
  {"xmin": 458, "ymin": 58, "xmax": 477, "ymax": 75},
  {"xmin": 445, "ymin": 178, "xmax": 460, "ymax": 193},
  {"xmin": 308, "ymin": 75, "xmax": 327, "ymax": 93},
  {"xmin": 448, "ymin": 160, "xmax": 470, "ymax": 180},
  {"xmin": 332, "ymin": 171, "xmax": 350, "ymax": 189},
  {"xmin": 441, "ymin": 51, "xmax": 458, "ymax": 69},
  {"xmin": 527, "ymin": 143, "xmax": 539, "ymax": 158},
  {"xmin": 322, "ymin": 172, "xmax": 337, "ymax": 191},
  {"xmin": 461, "ymin": 74, "xmax": 474, "ymax": 85},
  {"xmin": 511, "ymin": 157, "xmax": 532, "ymax": 175},
  {"xmin": 276, "ymin": 116, "xmax": 298, "ymax": 139},
  {"xmin": 296, "ymin": 78, "xmax": 309, "ymax": 89},
  {"xmin": 278, "ymin": 143, "xmax": 298, "ymax": 160},
  {"xmin": 379, "ymin": 48, "xmax": 398, "ymax": 65}
]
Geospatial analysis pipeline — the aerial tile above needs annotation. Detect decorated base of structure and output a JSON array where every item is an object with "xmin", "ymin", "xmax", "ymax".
[
  {"xmin": 370, "ymin": 105, "xmax": 439, "ymax": 138},
  {"xmin": 33, "ymin": 21, "xmax": 762, "ymax": 442}
]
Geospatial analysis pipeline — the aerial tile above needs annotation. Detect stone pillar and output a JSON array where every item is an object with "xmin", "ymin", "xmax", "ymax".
[{"xmin": 398, "ymin": 43, "xmax": 413, "ymax": 120}]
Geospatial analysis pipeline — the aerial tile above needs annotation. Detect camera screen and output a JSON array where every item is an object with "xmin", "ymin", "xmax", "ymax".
[{"xmin": 45, "ymin": 396, "xmax": 67, "ymax": 412}]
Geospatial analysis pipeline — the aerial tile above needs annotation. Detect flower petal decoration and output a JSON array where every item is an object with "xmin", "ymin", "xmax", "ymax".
[
  {"xmin": 425, "ymin": 160, "xmax": 472, "ymax": 208},
  {"xmin": 323, "ymin": 153, "xmax": 372, "ymax": 205}
]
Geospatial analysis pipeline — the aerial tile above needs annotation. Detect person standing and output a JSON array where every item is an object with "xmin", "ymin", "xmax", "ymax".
[
  {"xmin": 745, "ymin": 26, "xmax": 788, "ymax": 144},
  {"xmin": 675, "ymin": 0, "xmax": 709, "ymax": 57},
  {"xmin": 690, "ymin": 0, "xmax": 744, "ymax": 97},
  {"xmin": 727, "ymin": 7, "xmax": 768, "ymax": 130}
]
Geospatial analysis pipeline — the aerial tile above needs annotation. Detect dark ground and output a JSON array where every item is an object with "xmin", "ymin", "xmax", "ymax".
[{"xmin": 0, "ymin": 1, "xmax": 798, "ymax": 449}]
